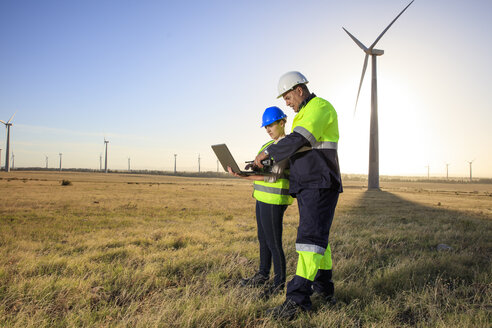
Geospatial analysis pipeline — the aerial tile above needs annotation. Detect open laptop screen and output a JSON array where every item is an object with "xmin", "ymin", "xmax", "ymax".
[{"xmin": 211, "ymin": 144, "xmax": 263, "ymax": 176}]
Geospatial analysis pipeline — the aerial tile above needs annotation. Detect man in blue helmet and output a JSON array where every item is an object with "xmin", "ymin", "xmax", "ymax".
[{"xmin": 254, "ymin": 71, "xmax": 342, "ymax": 320}]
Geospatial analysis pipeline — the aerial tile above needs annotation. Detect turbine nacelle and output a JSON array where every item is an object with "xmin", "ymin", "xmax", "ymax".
[{"xmin": 371, "ymin": 49, "xmax": 384, "ymax": 56}]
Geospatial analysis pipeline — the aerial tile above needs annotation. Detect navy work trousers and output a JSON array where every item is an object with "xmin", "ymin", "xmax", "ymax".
[
  {"xmin": 256, "ymin": 201, "xmax": 287, "ymax": 287},
  {"xmin": 286, "ymin": 188, "xmax": 339, "ymax": 310}
]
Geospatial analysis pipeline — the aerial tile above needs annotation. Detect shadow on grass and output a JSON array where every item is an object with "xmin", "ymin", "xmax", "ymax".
[{"xmin": 335, "ymin": 189, "xmax": 491, "ymax": 305}]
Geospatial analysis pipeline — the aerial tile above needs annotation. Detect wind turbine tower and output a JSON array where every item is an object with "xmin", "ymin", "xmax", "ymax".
[
  {"xmin": 0, "ymin": 112, "xmax": 16, "ymax": 172},
  {"xmin": 198, "ymin": 154, "xmax": 201, "ymax": 173},
  {"xmin": 59, "ymin": 153, "xmax": 63, "ymax": 171},
  {"xmin": 128, "ymin": 157, "xmax": 131, "ymax": 171},
  {"xmin": 467, "ymin": 160, "xmax": 474, "ymax": 182},
  {"xmin": 11, "ymin": 153, "xmax": 14, "ymax": 170},
  {"xmin": 99, "ymin": 153, "xmax": 102, "ymax": 171},
  {"xmin": 343, "ymin": 1, "xmax": 414, "ymax": 190},
  {"xmin": 45, "ymin": 155, "xmax": 49, "ymax": 169},
  {"xmin": 446, "ymin": 163, "xmax": 450, "ymax": 180},
  {"xmin": 104, "ymin": 138, "xmax": 109, "ymax": 173},
  {"xmin": 174, "ymin": 154, "xmax": 177, "ymax": 174},
  {"xmin": 0, "ymin": 149, "xmax": 2, "ymax": 169},
  {"xmin": 425, "ymin": 164, "xmax": 430, "ymax": 181}
]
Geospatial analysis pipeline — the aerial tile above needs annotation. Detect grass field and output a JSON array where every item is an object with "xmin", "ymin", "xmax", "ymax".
[{"xmin": 0, "ymin": 171, "xmax": 491, "ymax": 327}]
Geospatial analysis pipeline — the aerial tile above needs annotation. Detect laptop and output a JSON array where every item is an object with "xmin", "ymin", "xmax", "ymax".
[{"xmin": 212, "ymin": 143, "xmax": 267, "ymax": 176}]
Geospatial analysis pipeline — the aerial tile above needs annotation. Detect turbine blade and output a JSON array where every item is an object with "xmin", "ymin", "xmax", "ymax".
[
  {"xmin": 7, "ymin": 111, "xmax": 16, "ymax": 124},
  {"xmin": 342, "ymin": 27, "xmax": 368, "ymax": 52},
  {"xmin": 0, "ymin": 120, "xmax": 6, "ymax": 125},
  {"xmin": 369, "ymin": 0, "xmax": 414, "ymax": 50},
  {"xmin": 354, "ymin": 54, "xmax": 369, "ymax": 115}
]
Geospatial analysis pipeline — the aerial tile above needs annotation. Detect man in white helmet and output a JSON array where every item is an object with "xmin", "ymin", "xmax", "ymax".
[{"xmin": 254, "ymin": 71, "xmax": 342, "ymax": 319}]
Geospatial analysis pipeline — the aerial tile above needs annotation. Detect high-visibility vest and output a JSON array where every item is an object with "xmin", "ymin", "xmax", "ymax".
[{"xmin": 253, "ymin": 140, "xmax": 293, "ymax": 205}]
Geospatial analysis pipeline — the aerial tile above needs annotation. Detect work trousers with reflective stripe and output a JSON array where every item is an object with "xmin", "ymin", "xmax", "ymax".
[
  {"xmin": 256, "ymin": 201, "xmax": 287, "ymax": 287},
  {"xmin": 286, "ymin": 188, "xmax": 339, "ymax": 310}
]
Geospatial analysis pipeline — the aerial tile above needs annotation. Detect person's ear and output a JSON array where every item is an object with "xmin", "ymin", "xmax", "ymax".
[{"xmin": 295, "ymin": 85, "xmax": 303, "ymax": 97}]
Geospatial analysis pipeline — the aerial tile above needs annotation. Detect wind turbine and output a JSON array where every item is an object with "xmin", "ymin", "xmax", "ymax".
[
  {"xmin": 0, "ymin": 112, "xmax": 16, "ymax": 172},
  {"xmin": 45, "ymin": 155, "xmax": 49, "ymax": 169},
  {"xmin": 174, "ymin": 154, "xmax": 177, "ymax": 174},
  {"xmin": 343, "ymin": 1, "xmax": 414, "ymax": 190},
  {"xmin": 59, "ymin": 153, "xmax": 63, "ymax": 171},
  {"xmin": 104, "ymin": 138, "xmax": 109, "ymax": 173},
  {"xmin": 467, "ymin": 160, "xmax": 474, "ymax": 182}
]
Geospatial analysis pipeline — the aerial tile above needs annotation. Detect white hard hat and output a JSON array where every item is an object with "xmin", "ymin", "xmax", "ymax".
[{"xmin": 277, "ymin": 71, "xmax": 309, "ymax": 98}]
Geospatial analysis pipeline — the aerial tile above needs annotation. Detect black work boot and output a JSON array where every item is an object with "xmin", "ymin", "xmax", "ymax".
[
  {"xmin": 311, "ymin": 291, "xmax": 337, "ymax": 306},
  {"xmin": 239, "ymin": 272, "xmax": 269, "ymax": 287},
  {"xmin": 312, "ymin": 269, "xmax": 336, "ymax": 305},
  {"xmin": 266, "ymin": 298, "xmax": 304, "ymax": 320}
]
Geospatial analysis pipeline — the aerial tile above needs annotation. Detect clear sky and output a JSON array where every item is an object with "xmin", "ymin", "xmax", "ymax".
[{"xmin": 1, "ymin": 0, "xmax": 491, "ymax": 177}]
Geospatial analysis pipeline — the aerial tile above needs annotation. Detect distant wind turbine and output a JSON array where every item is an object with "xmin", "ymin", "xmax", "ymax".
[
  {"xmin": 445, "ymin": 163, "xmax": 450, "ymax": 180},
  {"xmin": 11, "ymin": 153, "xmax": 14, "ymax": 170},
  {"xmin": 174, "ymin": 154, "xmax": 177, "ymax": 174},
  {"xmin": 467, "ymin": 160, "xmax": 474, "ymax": 182},
  {"xmin": 59, "ymin": 153, "xmax": 63, "ymax": 171},
  {"xmin": 128, "ymin": 157, "xmax": 131, "ymax": 171},
  {"xmin": 0, "ymin": 112, "xmax": 16, "ymax": 172},
  {"xmin": 343, "ymin": 0, "xmax": 414, "ymax": 190},
  {"xmin": 104, "ymin": 138, "xmax": 109, "ymax": 173},
  {"xmin": 45, "ymin": 155, "xmax": 49, "ymax": 169}
]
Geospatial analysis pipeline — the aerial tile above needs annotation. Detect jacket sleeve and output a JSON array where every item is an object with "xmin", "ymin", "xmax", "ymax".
[
  {"xmin": 266, "ymin": 132, "xmax": 310, "ymax": 163},
  {"xmin": 263, "ymin": 158, "xmax": 289, "ymax": 182}
]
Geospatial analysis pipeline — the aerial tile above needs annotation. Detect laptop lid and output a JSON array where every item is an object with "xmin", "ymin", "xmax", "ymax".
[{"xmin": 211, "ymin": 143, "xmax": 260, "ymax": 176}]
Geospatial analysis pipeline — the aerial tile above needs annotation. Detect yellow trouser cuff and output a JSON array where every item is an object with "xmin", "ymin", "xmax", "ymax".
[
  {"xmin": 319, "ymin": 244, "xmax": 333, "ymax": 270},
  {"xmin": 295, "ymin": 251, "xmax": 323, "ymax": 281},
  {"xmin": 295, "ymin": 244, "xmax": 333, "ymax": 280}
]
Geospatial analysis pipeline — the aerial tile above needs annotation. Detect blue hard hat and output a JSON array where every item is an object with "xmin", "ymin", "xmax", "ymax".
[{"xmin": 261, "ymin": 106, "xmax": 287, "ymax": 127}]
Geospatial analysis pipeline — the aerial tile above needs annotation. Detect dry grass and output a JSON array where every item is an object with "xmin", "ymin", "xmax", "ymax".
[{"xmin": 0, "ymin": 171, "xmax": 491, "ymax": 327}]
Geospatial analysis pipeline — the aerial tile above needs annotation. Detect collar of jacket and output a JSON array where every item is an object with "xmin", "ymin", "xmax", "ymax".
[{"xmin": 298, "ymin": 93, "xmax": 316, "ymax": 111}]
